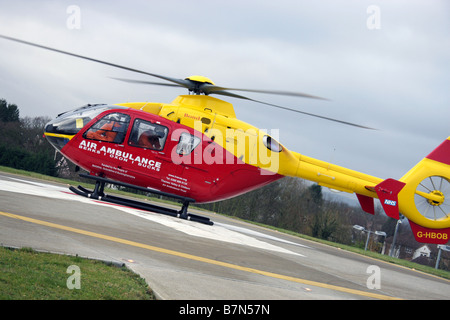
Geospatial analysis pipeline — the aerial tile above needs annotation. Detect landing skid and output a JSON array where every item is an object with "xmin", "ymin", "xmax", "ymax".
[{"xmin": 69, "ymin": 173, "xmax": 213, "ymax": 225}]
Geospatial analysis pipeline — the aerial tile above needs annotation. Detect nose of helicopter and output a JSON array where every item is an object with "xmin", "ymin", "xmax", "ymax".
[
  {"xmin": 43, "ymin": 104, "xmax": 111, "ymax": 151},
  {"xmin": 44, "ymin": 116, "xmax": 80, "ymax": 151}
]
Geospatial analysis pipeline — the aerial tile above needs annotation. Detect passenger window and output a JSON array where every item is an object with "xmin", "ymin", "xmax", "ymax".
[
  {"xmin": 129, "ymin": 119, "xmax": 168, "ymax": 151},
  {"xmin": 84, "ymin": 112, "xmax": 130, "ymax": 143},
  {"xmin": 176, "ymin": 132, "xmax": 201, "ymax": 155}
]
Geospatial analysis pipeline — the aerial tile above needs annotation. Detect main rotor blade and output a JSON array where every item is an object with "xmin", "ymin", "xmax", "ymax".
[
  {"xmin": 203, "ymin": 84, "xmax": 329, "ymax": 101},
  {"xmin": 213, "ymin": 90, "xmax": 376, "ymax": 130},
  {"xmin": 111, "ymin": 77, "xmax": 374, "ymax": 129},
  {"xmin": 0, "ymin": 34, "xmax": 373, "ymax": 129},
  {"xmin": 0, "ymin": 34, "xmax": 190, "ymax": 89},
  {"xmin": 110, "ymin": 77, "xmax": 182, "ymax": 88}
]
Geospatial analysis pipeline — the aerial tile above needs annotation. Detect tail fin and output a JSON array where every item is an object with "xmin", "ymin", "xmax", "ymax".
[
  {"xmin": 355, "ymin": 179, "xmax": 405, "ymax": 220},
  {"xmin": 374, "ymin": 178, "xmax": 405, "ymax": 220},
  {"xmin": 358, "ymin": 137, "xmax": 450, "ymax": 244}
]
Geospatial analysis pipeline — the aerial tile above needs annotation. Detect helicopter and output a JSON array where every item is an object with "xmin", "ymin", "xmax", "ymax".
[{"xmin": 1, "ymin": 35, "xmax": 449, "ymax": 243}]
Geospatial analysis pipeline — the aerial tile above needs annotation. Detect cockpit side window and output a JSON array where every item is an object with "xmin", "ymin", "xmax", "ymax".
[
  {"xmin": 84, "ymin": 112, "xmax": 130, "ymax": 143},
  {"xmin": 128, "ymin": 119, "xmax": 169, "ymax": 151},
  {"xmin": 176, "ymin": 132, "xmax": 201, "ymax": 155}
]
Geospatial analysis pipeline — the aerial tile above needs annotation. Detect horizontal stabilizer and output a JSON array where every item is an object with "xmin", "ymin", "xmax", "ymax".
[
  {"xmin": 374, "ymin": 178, "xmax": 406, "ymax": 220},
  {"xmin": 409, "ymin": 221, "xmax": 450, "ymax": 244}
]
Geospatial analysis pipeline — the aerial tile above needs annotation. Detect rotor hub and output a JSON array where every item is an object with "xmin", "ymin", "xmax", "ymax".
[
  {"xmin": 427, "ymin": 190, "xmax": 445, "ymax": 206},
  {"xmin": 185, "ymin": 75, "xmax": 215, "ymax": 85},
  {"xmin": 185, "ymin": 75, "xmax": 215, "ymax": 95}
]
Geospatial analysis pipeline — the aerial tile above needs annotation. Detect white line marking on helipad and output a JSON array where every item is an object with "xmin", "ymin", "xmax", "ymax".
[{"xmin": 215, "ymin": 222, "xmax": 310, "ymax": 248}]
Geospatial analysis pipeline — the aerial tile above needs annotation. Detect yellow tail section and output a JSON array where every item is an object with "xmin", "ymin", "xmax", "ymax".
[
  {"xmin": 288, "ymin": 136, "xmax": 450, "ymax": 244},
  {"xmin": 398, "ymin": 137, "xmax": 450, "ymax": 230}
]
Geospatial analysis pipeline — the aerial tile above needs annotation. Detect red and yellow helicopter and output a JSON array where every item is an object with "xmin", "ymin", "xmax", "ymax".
[{"xmin": 1, "ymin": 35, "xmax": 449, "ymax": 243}]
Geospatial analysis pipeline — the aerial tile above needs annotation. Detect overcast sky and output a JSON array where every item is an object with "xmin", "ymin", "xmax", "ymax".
[{"xmin": 0, "ymin": 0, "xmax": 449, "ymax": 202}]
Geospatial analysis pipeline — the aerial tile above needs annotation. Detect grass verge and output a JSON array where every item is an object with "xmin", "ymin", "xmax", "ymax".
[{"xmin": 0, "ymin": 246, "xmax": 154, "ymax": 300}]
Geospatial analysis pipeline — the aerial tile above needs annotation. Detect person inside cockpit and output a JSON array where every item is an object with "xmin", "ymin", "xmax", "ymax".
[
  {"xmin": 137, "ymin": 127, "xmax": 165, "ymax": 150},
  {"xmin": 85, "ymin": 113, "xmax": 129, "ymax": 143},
  {"xmin": 86, "ymin": 120, "xmax": 121, "ymax": 142}
]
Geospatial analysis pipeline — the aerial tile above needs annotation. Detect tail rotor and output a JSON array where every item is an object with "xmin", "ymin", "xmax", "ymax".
[{"xmin": 414, "ymin": 175, "xmax": 449, "ymax": 221}]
